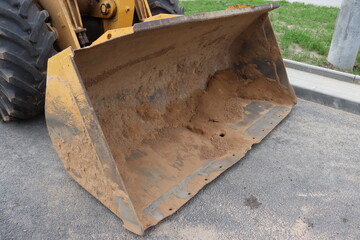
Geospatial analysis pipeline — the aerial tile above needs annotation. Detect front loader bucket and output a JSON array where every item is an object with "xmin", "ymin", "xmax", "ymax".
[{"xmin": 45, "ymin": 4, "xmax": 296, "ymax": 235}]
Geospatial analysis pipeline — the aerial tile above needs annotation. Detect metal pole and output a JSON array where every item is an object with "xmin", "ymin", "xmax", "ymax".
[{"xmin": 327, "ymin": 0, "xmax": 360, "ymax": 70}]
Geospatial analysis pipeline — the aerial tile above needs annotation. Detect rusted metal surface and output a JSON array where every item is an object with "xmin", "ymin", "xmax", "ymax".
[{"xmin": 45, "ymin": 4, "xmax": 296, "ymax": 235}]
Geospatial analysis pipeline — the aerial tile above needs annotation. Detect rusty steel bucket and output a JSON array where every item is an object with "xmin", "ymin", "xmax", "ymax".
[{"xmin": 45, "ymin": 3, "xmax": 296, "ymax": 235}]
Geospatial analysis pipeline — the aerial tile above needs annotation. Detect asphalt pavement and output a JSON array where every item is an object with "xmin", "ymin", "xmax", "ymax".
[{"xmin": 1, "ymin": 99, "xmax": 360, "ymax": 239}]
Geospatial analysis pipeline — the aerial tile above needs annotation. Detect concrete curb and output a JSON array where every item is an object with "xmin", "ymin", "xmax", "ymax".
[
  {"xmin": 292, "ymin": 85, "xmax": 360, "ymax": 116},
  {"xmin": 284, "ymin": 59, "xmax": 360, "ymax": 84},
  {"xmin": 286, "ymin": 67, "xmax": 360, "ymax": 115}
]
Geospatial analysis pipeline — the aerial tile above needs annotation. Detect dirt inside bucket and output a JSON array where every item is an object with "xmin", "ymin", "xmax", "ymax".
[
  {"xmin": 94, "ymin": 68, "xmax": 293, "ymax": 162},
  {"xmin": 88, "ymin": 66, "xmax": 295, "ymax": 223}
]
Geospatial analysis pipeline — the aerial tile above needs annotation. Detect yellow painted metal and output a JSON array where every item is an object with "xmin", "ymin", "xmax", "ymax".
[
  {"xmin": 102, "ymin": 0, "xmax": 135, "ymax": 31},
  {"xmin": 38, "ymin": 0, "xmax": 179, "ymax": 50},
  {"xmin": 227, "ymin": 4, "xmax": 253, "ymax": 9},
  {"xmin": 45, "ymin": 47, "xmax": 144, "ymax": 235},
  {"xmin": 134, "ymin": 0, "xmax": 152, "ymax": 21},
  {"xmin": 89, "ymin": 0, "xmax": 117, "ymax": 18},
  {"xmin": 91, "ymin": 16, "xmax": 181, "ymax": 46},
  {"xmin": 38, "ymin": 0, "xmax": 136, "ymax": 49},
  {"xmin": 65, "ymin": 0, "xmax": 84, "ymax": 32},
  {"xmin": 38, "ymin": 0, "xmax": 81, "ymax": 49},
  {"xmin": 91, "ymin": 27, "xmax": 134, "ymax": 45},
  {"xmin": 143, "ymin": 14, "xmax": 181, "ymax": 22}
]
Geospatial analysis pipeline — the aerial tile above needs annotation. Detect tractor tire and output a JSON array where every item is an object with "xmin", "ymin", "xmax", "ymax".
[
  {"xmin": 148, "ymin": 0, "xmax": 185, "ymax": 15},
  {"xmin": 0, "ymin": 0, "xmax": 56, "ymax": 122}
]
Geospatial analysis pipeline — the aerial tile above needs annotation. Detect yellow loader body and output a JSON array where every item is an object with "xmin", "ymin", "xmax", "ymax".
[{"xmin": 45, "ymin": 3, "xmax": 296, "ymax": 235}]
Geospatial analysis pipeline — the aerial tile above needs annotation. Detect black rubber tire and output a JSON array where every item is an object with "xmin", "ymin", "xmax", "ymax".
[
  {"xmin": 148, "ymin": 0, "xmax": 185, "ymax": 15},
  {"xmin": 0, "ymin": 0, "xmax": 56, "ymax": 122}
]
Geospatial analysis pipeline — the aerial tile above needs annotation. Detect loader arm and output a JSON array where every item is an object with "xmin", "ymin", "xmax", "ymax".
[{"xmin": 38, "ymin": 0, "xmax": 154, "ymax": 50}]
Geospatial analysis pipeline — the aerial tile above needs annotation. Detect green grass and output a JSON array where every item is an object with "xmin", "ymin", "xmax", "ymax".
[{"xmin": 179, "ymin": 0, "xmax": 360, "ymax": 75}]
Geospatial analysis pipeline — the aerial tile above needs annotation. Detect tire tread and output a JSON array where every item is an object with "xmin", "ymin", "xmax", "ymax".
[{"xmin": 0, "ymin": 0, "xmax": 56, "ymax": 121}]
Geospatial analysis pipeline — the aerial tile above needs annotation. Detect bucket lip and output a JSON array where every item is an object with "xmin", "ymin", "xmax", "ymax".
[
  {"xmin": 75, "ymin": 3, "xmax": 278, "ymax": 53},
  {"xmin": 133, "ymin": 3, "xmax": 279, "ymax": 32}
]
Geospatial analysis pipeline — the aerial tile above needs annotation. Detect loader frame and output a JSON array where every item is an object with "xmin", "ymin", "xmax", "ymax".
[{"xmin": 37, "ymin": 0, "xmax": 177, "ymax": 50}]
